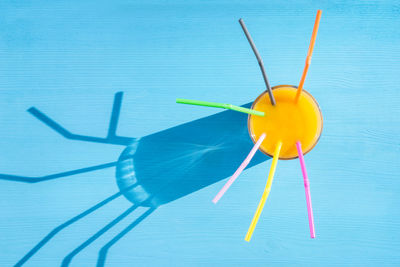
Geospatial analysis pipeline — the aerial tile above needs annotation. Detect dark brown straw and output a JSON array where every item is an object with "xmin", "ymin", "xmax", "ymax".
[{"xmin": 239, "ymin": 18, "xmax": 276, "ymax": 106}]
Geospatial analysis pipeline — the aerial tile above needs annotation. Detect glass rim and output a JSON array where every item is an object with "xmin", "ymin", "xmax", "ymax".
[{"xmin": 247, "ymin": 85, "xmax": 323, "ymax": 160}]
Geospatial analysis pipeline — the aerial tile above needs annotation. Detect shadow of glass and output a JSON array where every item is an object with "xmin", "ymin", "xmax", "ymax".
[
  {"xmin": 117, "ymin": 103, "xmax": 270, "ymax": 207},
  {"xmin": 63, "ymin": 103, "xmax": 271, "ymax": 266},
  {"xmin": 8, "ymin": 92, "xmax": 270, "ymax": 266}
]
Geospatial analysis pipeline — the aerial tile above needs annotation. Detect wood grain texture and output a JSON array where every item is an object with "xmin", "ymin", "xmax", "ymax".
[{"xmin": 1, "ymin": 0, "xmax": 400, "ymax": 266}]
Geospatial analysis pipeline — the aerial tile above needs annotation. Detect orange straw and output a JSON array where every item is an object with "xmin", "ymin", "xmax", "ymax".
[{"xmin": 295, "ymin": 10, "xmax": 322, "ymax": 103}]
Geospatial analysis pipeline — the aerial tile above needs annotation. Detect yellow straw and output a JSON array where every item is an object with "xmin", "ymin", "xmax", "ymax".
[{"xmin": 245, "ymin": 141, "xmax": 282, "ymax": 242}]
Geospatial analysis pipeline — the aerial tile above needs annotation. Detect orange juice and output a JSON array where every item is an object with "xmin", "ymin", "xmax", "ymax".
[{"xmin": 248, "ymin": 85, "xmax": 323, "ymax": 159}]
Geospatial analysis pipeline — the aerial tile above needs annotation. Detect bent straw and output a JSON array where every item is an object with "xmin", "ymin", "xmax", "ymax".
[
  {"xmin": 176, "ymin": 98, "xmax": 264, "ymax": 117},
  {"xmin": 295, "ymin": 10, "xmax": 322, "ymax": 103},
  {"xmin": 238, "ymin": 19, "xmax": 276, "ymax": 106},
  {"xmin": 245, "ymin": 141, "xmax": 282, "ymax": 242},
  {"xmin": 296, "ymin": 141, "xmax": 316, "ymax": 238},
  {"xmin": 212, "ymin": 133, "xmax": 266, "ymax": 204}
]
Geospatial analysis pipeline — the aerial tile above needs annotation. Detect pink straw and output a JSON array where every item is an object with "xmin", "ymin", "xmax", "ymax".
[
  {"xmin": 296, "ymin": 141, "xmax": 316, "ymax": 238},
  {"xmin": 212, "ymin": 133, "xmax": 266, "ymax": 204}
]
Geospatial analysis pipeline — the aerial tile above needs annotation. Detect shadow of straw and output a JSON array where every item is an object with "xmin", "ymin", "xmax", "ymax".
[
  {"xmin": 0, "ymin": 162, "xmax": 117, "ymax": 183},
  {"xmin": 97, "ymin": 207, "xmax": 156, "ymax": 267},
  {"xmin": 1, "ymin": 92, "xmax": 131, "ymax": 183},
  {"xmin": 14, "ymin": 184, "xmax": 139, "ymax": 267},
  {"xmin": 26, "ymin": 92, "xmax": 133, "ymax": 146},
  {"xmin": 61, "ymin": 205, "xmax": 139, "ymax": 267}
]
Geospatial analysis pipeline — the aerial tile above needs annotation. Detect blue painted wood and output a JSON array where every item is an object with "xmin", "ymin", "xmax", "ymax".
[{"xmin": 1, "ymin": 0, "xmax": 399, "ymax": 266}]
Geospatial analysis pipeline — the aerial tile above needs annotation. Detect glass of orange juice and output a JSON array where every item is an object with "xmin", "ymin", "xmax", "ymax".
[{"xmin": 248, "ymin": 85, "xmax": 323, "ymax": 160}]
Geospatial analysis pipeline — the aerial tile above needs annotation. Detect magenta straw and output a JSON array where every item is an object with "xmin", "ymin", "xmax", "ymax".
[
  {"xmin": 296, "ymin": 141, "xmax": 316, "ymax": 238},
  {"xmin": 212, "ymin": 133, "xmax": 266, "ymax": 204}
]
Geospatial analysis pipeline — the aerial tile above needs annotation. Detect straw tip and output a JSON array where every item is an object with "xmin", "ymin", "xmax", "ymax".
[{"xmin": 256, "ymin": 112, "xmax": 265, "ymax": 117}]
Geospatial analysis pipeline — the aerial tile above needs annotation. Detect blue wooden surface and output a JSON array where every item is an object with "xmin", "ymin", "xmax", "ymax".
[{"xmin": 1, "ymin": 0, "xmax": 400, "ymax": 266}]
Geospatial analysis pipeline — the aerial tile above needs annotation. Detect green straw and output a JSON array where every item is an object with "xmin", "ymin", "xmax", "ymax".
[{"xmin": 176, "ymin": 98, "xmax": 264, "ymax": 117}]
